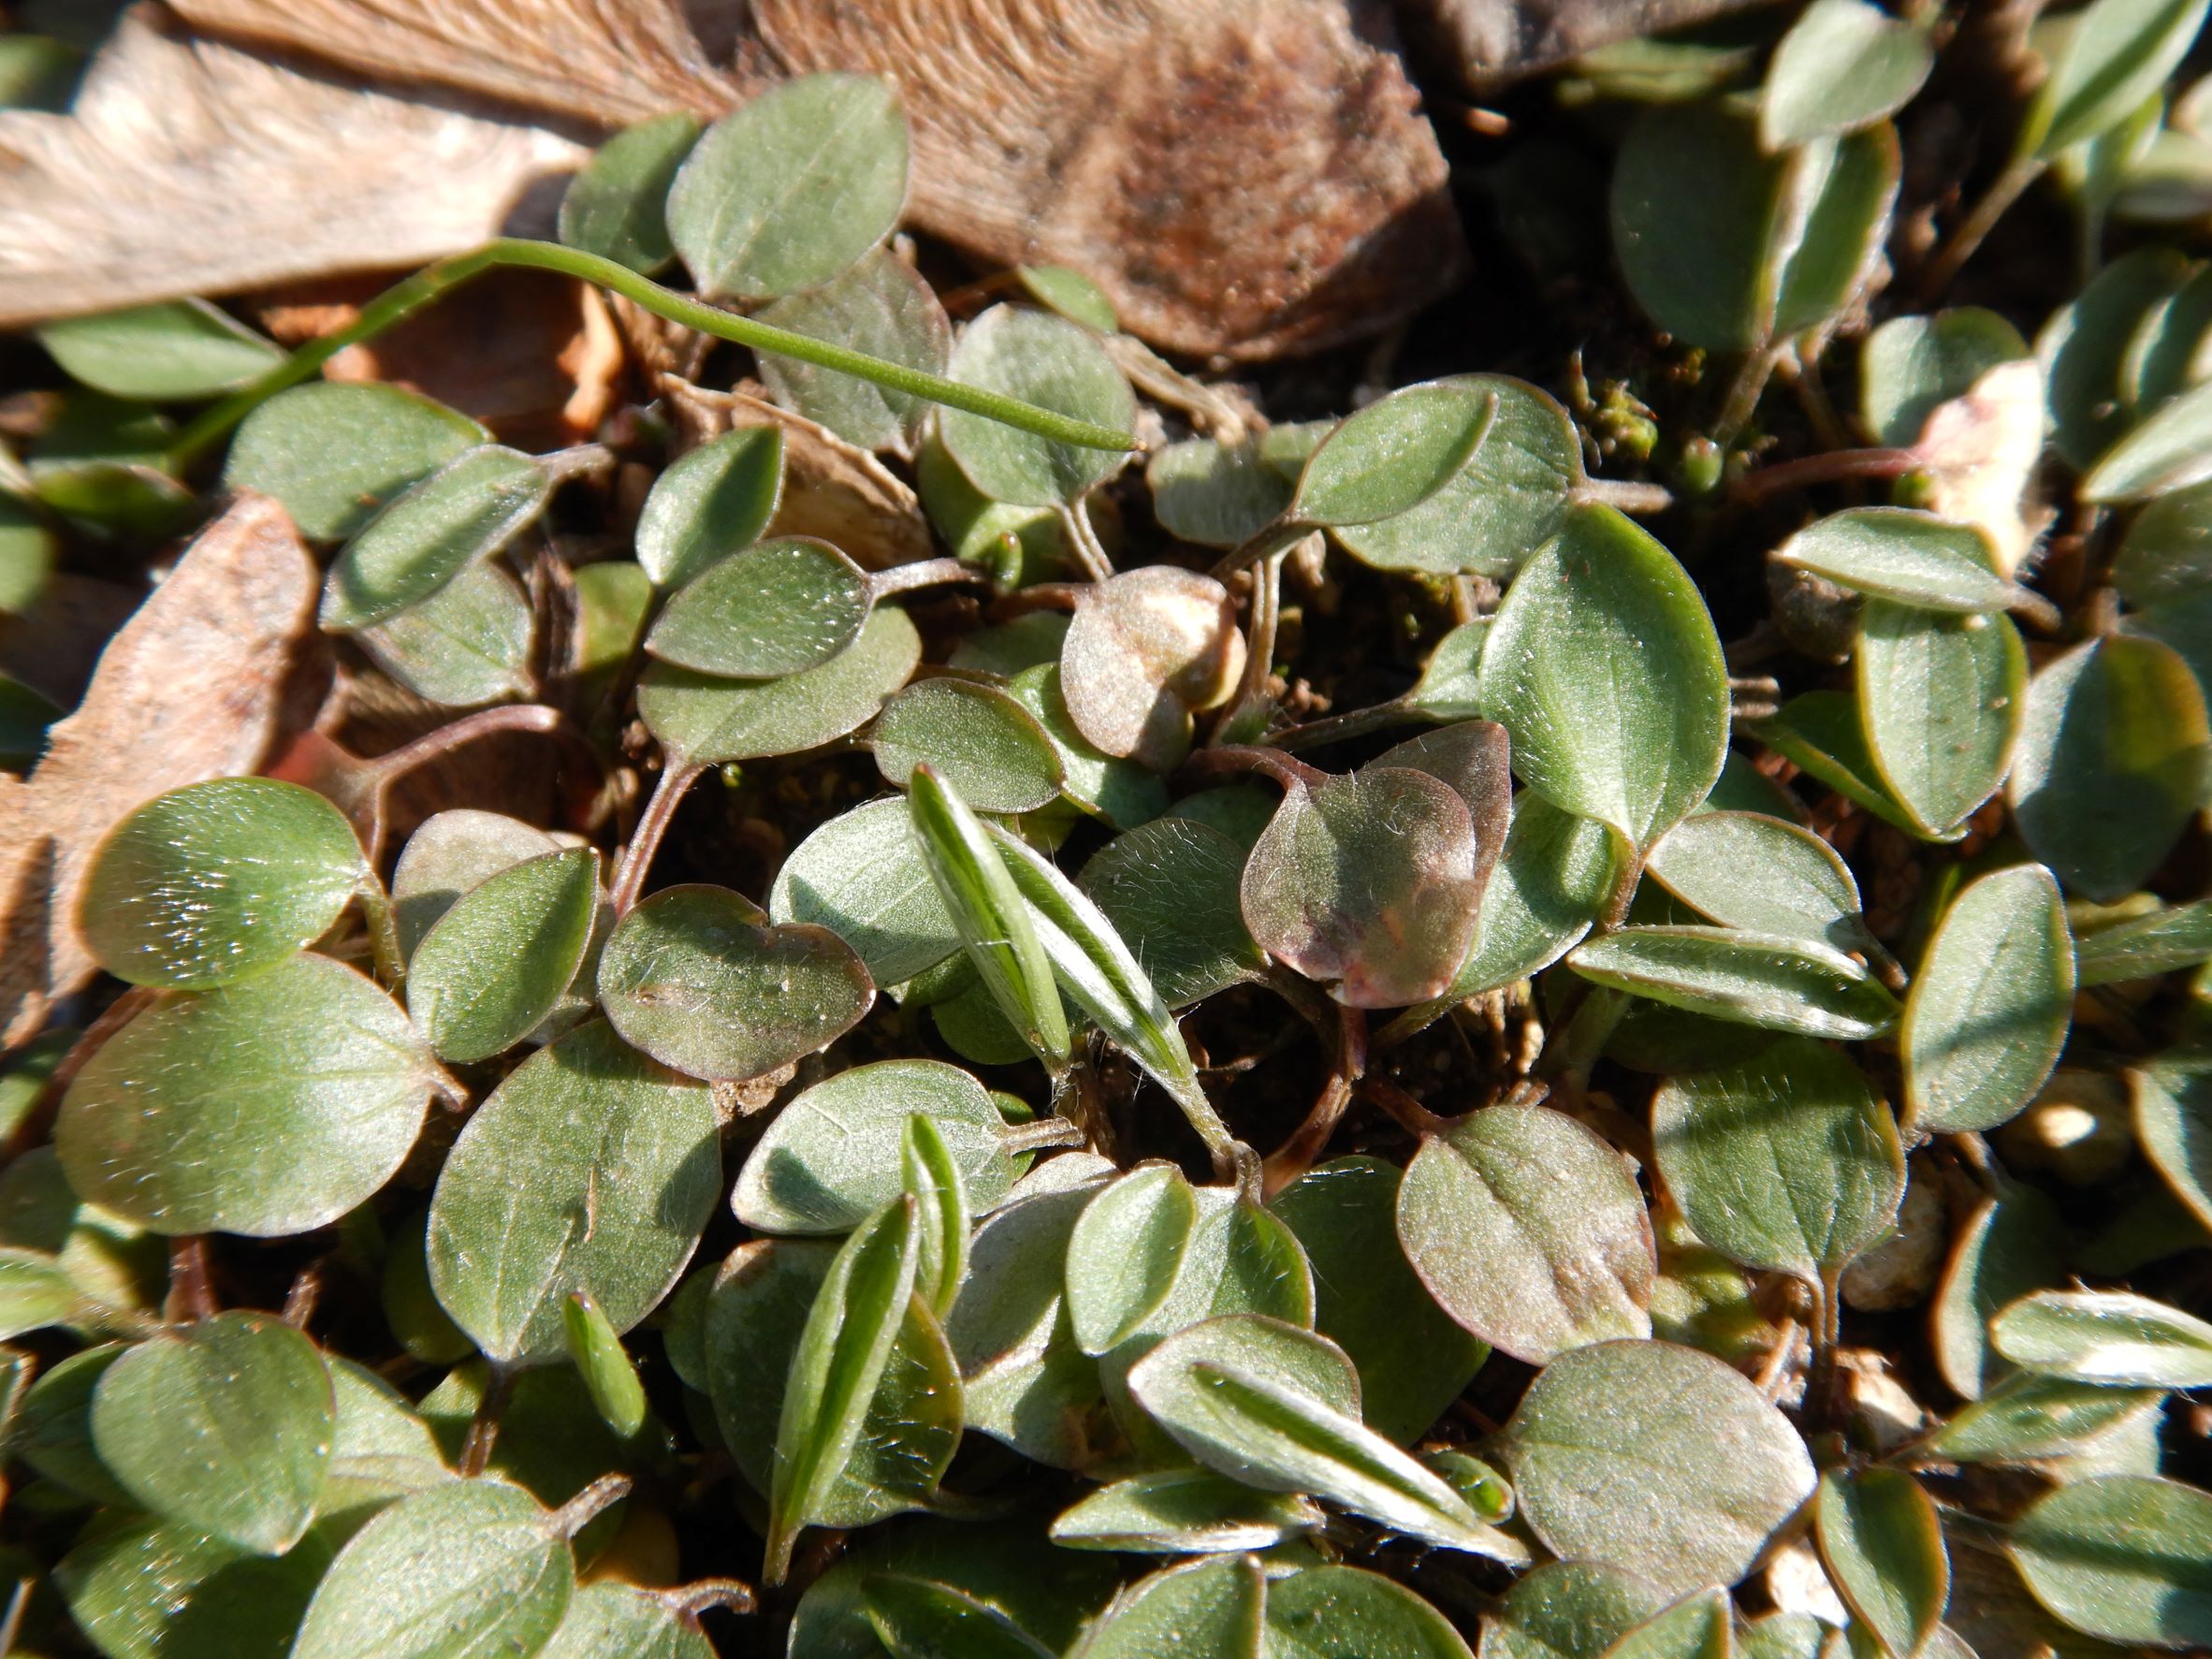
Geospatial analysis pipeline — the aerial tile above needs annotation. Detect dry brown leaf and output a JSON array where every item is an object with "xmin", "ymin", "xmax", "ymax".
[
  {"xmin": 0, "ymin": 494, "xmax": 319, "ymax": 1045},
  {"xmin": 0, "ymin": 7, "xmax": 586, "ymax": 328},
  {"xmin": 1914, "ymin": 358, "xmax": 2050, "ymax": 577},
  {"xmin": 167, "ymin": 0, "xmax": 1459, "ymax": 358}
]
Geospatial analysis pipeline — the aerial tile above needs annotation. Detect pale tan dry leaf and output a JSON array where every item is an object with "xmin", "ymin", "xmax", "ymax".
[
  {"xmin": 170, "ymin": 0, "xmax": 1461, "ymax": 358},
  {"xmin": 0, "ymin": 7, "xmax": 587, "ymax": 328},
  {"xmin": 1914, "ymin": 357, "xmax": 2050, "ymax": 577},
  {"xmin": 0, "ymin": 494, "xmax": 319, "ymax": 1045}
]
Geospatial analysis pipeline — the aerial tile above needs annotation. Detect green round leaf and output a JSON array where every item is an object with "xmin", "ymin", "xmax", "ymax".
[
  {"xmin": 1568, "ymin": 925, "xmax": 1900, "ymax": 1041},
  {"xmin": 733, "ymin": 1058, "xmax": 1018, "ymax": 1235},
  {"xmin": 1264, "ymin": 1564, "xmax": 1475, "ymax": 1659},
  {"xmin": 1479, "ymin": 505, "xmax": 1728, "ymax": 851},
  {"xmin": 1398, "ymin": 1105, "xmax": 1654, "ymax": 1364},
  {"xmin": 357, "ymin": 559, "xmax": 534, "ymax": 707},
  {"xmin": 1147, "ymin": 438, "xmax": 1298, "ymax": 550},
  {"xmin": 1070, "ymin": 1555, "xmax": 1265, "ymax": 1659},
  {"xmin": 1482, "ymin": 1561, "xmax": 1670, "ymax": 1659},
  {"xmin": 1018, "ymin": 265, "xmax": 1118, "ymax": 332},
  {"xmin": 1079, "ymin": 815, "xmax": 1261, "ymax": 1007},
  {"xmin": 1066, "ymin": 1163, "xmax": 1200, "ymax": 1356},
  {"xmin": 407, "ymin": 846, "xmax": 600, "ymax": 1064},
  {"xmin": 55, "ymin": 953, "xmax": 437, "ymax": 1237},
  {"xmin": 291, "ymin": 1477, "xmax": 573, "ymax": 1659},
  {"xmin": 647, "ymin": 537, "xmax": 872, "ymax": 678},
  {"xmin": 1931, "ymin": 1186, "xmax": 2066, "ymax": 1400},
  {"xmin": 1653, "ymin": 1037, "xmax": 1904, "ymax": 1282},
  {"xmin": 760, "ymin": 247, "xmax": 952, "ymax": 453},
  {"xmin": 1902, "ymin": 863, "xmax": 2074, "ymax": 1134},
  {"xmin": 428, "ymin": 1020, "xmax": 718, "ymax": 1365},
  {"xmin": 1499, "ymin": 1339, "xmax": 1816, "ymax": 1599},
  {"xmin": 1926, "ymin": 1372, "xmax": 2167, "ymax": 1465},
  {"xmin": 1272, "ymin": 1157, "xmax": 1489, "ymax": 1445},
  {"xmin": 597, "ymin": 883, "xmax": 873, "ymax": 1083},
  {"xmin": 2084, "ymin": 374, "xmax": 2212, "ymax": 500},
  {"xmin": 90, "ymin": 1311, "xmax": 334, "ymax": 1555},
  {"xmin": 1858, "ymin": 602, "xmax": 2026, "ymax": 837},
  {"xmin": 38, "ymin": 298, "xmax": 284, "ymax": 400},
  {"xmin": 1647, "ymin": 809, "xmax": 1867, "ymax": 951},
  {"xmin": 223, "ymin": 382, "xmax": 488, "ymax": 541},
  {"xmin": 666, "ymin": 72, "xmax": 910, "ymax": 299},
  {"xmin": 1292, "ymin": 379, "xmax": 1498, "ymax": 528},
  {"xmin": 634, "ymin": 427, "xmax": 784, "ymax": 589},
  {"xmin": 319, "ymin": 444, "xmax": 549, "ymax": 633},
  {"xmin": 638, "ymin": 603, "xmax": 920, "ymax": 764},
  {"xmin": 541, "ymin": 1582, "xmax": 713, "ymax": 1659},
  {"xmin": 2011, "ymin": 633, "xmax": 2211, "ymax": 900},
  {"xmin": 2041, "ymin": 245, "xmax": 2192, "ymax": 470},
  {"xmin": 391, "ymin": 808, "xmax": 563, "ymax": 958},
  {"xmin": 873, "ymin": 678, "xmax": 1065, "ymax": 814},
  {"xmin": 1991, "ymin": 1288, "xmax": 2212, "ymax": 1387},
  {"xmin": 1330, "ymin": 377, "xmax": 1582, "ymax": 578},
  {"xmin": 1814, "ymin": 1467, "xmax": 1948, "ymax": 1659},
  {"xmin": 79, "ymin": 777, "xmax": 366, "ymax": 990},
  {"xmin": 861, "ymin": 1576, "xmax": 1058, "ymax": 1659},
  {"xmin": 1442, "ymin": 793, "xmax": 1619, "ymax": 1001},
  {"xmin": 939, "ymin": 305, "xmax": 1134, "ymax": 507},
  {"xmin": 2024, "ymin": 0, "xmax": 2212, "ymax": 157},
  {"xmin": 1241, "ymin": 768, "xmax": 1481, "ymax": 1009},
  {"xmin": 556, "ymin": 111, "xmax": 700, "ymax": 275},
  {"xmin": 2009, "ymin": 1475, "xmax": 2212, "ymax": 1648},
  {"xmin": 1760, "ymin": 0, "xmax": 1933, "ymax": 148},
  {"xmin": 1777, "ymin": 509, "xmax": 2011, "ymax": 613},
  {"xmin": 2137, "ymin": 1048, "xmax": 2212, "ymax": 1230},
  {"xmin": 1598, "ymin": 1591, "xmax": 1730, "ymax": 1659},
  {"xmin": 56, "ymin": 1513, "xmax": 342, "ymax": 1659},
  {"xmin": 1861, "ymin": 308, "xmax": 2030, "ymax": 448},
  {"xmin": 768, "ymin": 795, "xmax": 961, "ymax": 988}
]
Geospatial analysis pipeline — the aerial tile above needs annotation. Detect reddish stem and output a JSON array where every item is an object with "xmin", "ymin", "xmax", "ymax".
[{"xmin": 609, "ymin": 760, "xmax": 704, "ymax": 915}]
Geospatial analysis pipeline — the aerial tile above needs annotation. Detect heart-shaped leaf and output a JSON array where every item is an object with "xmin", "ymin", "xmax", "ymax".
[
  {"xmin": 1065, "ymin": 1163, "xmax": 1199, "ymax": 1356},
  {"xmin": 1647, "ymin": 809, "xmax": 1870, "ymax": 953},
  {"xmin": 874, "ymin": 678, "xmax": 1065, "ymax": 814},
  {"xmin": 556, "ymin": 111, "xmax": 700, "ymax": 275},
  {"xmin": 222, "ymin": 382, "xmax": 488, "ymax": 541},
  {"xmin": 79, "ymin": 777, "xmax": 366, "ymax": 990},
  {"xmin": 760, "ymin": 247, "xmax": 952, "ymax": 454},
  {"xmin": 1761, "ymin": 0, "xmax": 1933, "ymax": 148},
  {"xmin": 1050, "ymin": 1471, "xmax": 1323, "ymax": 1555},
  {"xmin": 647, "ymin": 537, "xmax": 872, "ymax": 678},
  {"xmin": 1273, "ymin": 1156, "xmax": 1489, "ymax": 1444},
  {"xmin": 639, "ymin": 604, "xmax": 920, "ymax": 764},
  {"xmin": 733, "ymin": 1058, "xmax": 1018, "ymax": 1235},
  {"xmin": 1991, "ymin": 1288, "xmax": 2212, "ymax": 1387},
  {"xmin": 1128, "ymin": 1315, "xmax": 1525, "ymax": 1561},
  {"xmin": 1060, "ymin": 566, "xmax": 1244, "ymax": 770},
  {"xmin": 1654, "ymin": 1038, "xmax": 1904, "ymax": 1284},
  {"xmin": 407, "ymin": 846, "xmax": 600, "ymax": 1064},
  {"xmin": 90, "ymin": 1311, "xmax": 334, "ymax": 1555},
  {"xmin": 291, "ymin": 1477, "xmax": 574, "ymax": 1659},
  {"xmin": 1242, "ymin": 767, "xmax": 1481, "ymax": 1008},
  {"xmin": 1569, "ymin": 926, "xmax": 1900, "ymax": 1040},
  {"xmin": 319, "ymin": 444, "xmax": 548, "ymax": 633},
  {"xmin": 1292, "ymin": 379, "xmax": 1497, "ymax": 527},
  {"xmin": 1858, "ymin": 601, "xmax": 2026, "ymax": 837},
  {"xmin": 426, "ymin": 1021, "xmax": 719, "ymax": 1364},
  {"xmin": 2010, "ymin": 634, "xmax": 2211, "ymax": 900},
  {"xmin": 1902, "ymin": 863, "xmax": 2073, "ymax": 1134},
  {"xmin": 939, "ymin": 305, "xmax": 1133, "ymax": 507},
  {"xmin": 1777, "ymin": 508, "xmax": 2011, "ymax": 613},
  {"xmin": 2009, "ymin": 1475, "xmax": 2212, "ymax": 1648},
  {"xmin": 1815, "ymin": 1468, "xmax": 1948, "ymax": 1659},
  {"xmin": 634, "ymin": 427, "xmax": 783, "ymax": 589},
  {"xmin": 666, "ymin": 72, "xmax": 910, "ymax": 300},
  {"xmin": 1398, "ymin": 1105, "xmax": 1654, "ymax": 1363},
  {"xmin": 597, "ymin": 884, "xmax": 873, "ymax": 1083},
  {"xmin": 55, "ymin": 954, "xmax": 438, "ymax": 1237},
  {"xmin": 1480, "ymin": 505, "xmax": 1728, "ymax": 852},
  {"xmin": 1498, "ymin": 1340, "xmax": 1816, "ymax": 1599}
]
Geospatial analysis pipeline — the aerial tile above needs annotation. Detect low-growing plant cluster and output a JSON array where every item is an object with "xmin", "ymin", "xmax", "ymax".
[{"xmin": 10, "ymin": 0, "xmax": 2212, "ymax": 1654}]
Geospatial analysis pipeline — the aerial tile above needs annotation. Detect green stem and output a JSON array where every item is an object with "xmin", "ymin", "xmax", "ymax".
[
  {"xmin": 357, "ymin": 880, "xmax": 407, "ymax": 993},
  {"xmin": 166, "ymin": 239, "xmax": 1134, "ymax": 472},
  {"xmin": 1919, "ymin": 157, "xmax": 2046, "ymax": 301}
]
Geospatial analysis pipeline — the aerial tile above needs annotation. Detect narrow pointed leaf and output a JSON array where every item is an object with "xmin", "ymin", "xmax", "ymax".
[
  {"xmin": 320, "ymin": 444, "xmax": 548, "ymax": 632},
  {"xmin": 1991, "ymin": 1288, "xmax": 2212, "ymax": 1387},
  {"xmin": 1049, "ymin": 1470, "xmax": 1323, "ymax": 1554},
  {"xmin": 1815, "ymin": 1468, "xmax": 1948, "ymax": 1659},
  {"xmin": 647, "ymin": 537, "xmax": 872, "ymax": 678},
  {"xmin": 1775, "ymin": 509, "xmax": 2010, "ymax": 613},
  {"xmin": 408, "ymin": 846, "xmax": 599, "ymax": 1063},
  {"xmin": 1066, "ymin": 1163, "xmax": 1198, "ymax": 1356},
  {"xmin": 1858, "ymin": 603, "xmax": 2025, "ymax": 837},
  {"xmin": 1569, "ymin": 926, "xmax": 1900, "ymax": 1041},
  {"xmin": 901, "ymin": 1113, "xmax": 970, "ymax": 1318},
  {"xmin": 562, "ymin": 1292, "xmax": 648, "ymax": 1441}
]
